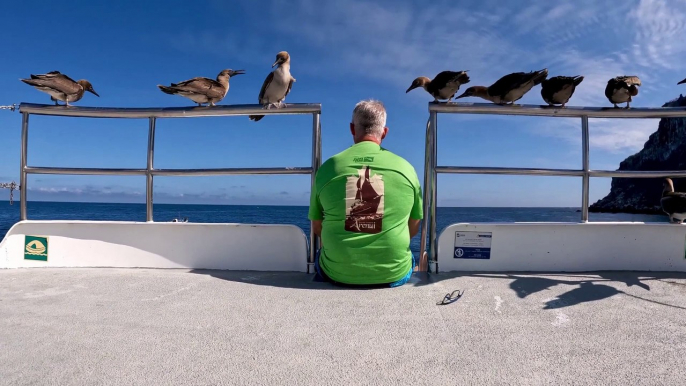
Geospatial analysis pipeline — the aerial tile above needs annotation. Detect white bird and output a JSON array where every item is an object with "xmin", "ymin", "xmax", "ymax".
[{"xmin": 249, "ymin": 51, "xmax": 296, "ymax": 122}]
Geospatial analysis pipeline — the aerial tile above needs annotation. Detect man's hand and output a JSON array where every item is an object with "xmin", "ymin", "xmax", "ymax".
[{"xmin": 408, "ymin": 218, "xmax": 421, "ymax": 238}]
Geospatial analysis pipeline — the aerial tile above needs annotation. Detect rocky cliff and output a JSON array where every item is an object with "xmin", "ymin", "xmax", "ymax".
[{"xmin": 590, "ymin": 95, "xmax": 686, "ymax": 214}]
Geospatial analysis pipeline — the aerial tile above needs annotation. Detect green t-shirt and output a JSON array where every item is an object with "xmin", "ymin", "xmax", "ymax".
[{"xmin": 308, "ymin": 141, "xmax": 423, "ymax": 285}]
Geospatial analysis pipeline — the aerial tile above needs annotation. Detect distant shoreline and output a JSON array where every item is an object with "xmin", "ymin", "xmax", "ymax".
[{"xmin": 11, "ymin": 201, "xmax": 586, "ymax": 209}]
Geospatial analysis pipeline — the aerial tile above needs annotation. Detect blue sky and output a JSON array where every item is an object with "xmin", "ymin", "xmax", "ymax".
[{"xmin": 1, "ymin": 0, "xmax": 685, "ymax": 207}]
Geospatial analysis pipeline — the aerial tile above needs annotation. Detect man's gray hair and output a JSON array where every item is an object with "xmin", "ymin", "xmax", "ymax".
[{"xmin": 352, "ymin": 99, "xmax": 387, "ymax": 138}]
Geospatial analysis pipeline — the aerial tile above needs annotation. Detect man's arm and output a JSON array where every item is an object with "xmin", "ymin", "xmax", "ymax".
[
  {"xmin": 408, "ymin": 219, "xmax": 421, "ymax": 238},
  {"xmin": 312, "ymin": 220, "xmax": 322, "ymax": 237}
]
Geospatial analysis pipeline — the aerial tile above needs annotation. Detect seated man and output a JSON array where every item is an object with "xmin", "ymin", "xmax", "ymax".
[{"xmin": 309, "ymin": 99, "xmax": 423, "ymax": 287}]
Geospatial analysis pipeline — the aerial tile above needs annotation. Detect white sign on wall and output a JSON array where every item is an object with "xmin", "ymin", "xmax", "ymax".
[{"xmin": 454, "ymin": 231, "xmax": 492, "ymax": 259}]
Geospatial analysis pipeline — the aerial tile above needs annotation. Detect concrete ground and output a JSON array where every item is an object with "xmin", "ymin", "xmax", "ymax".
[{"xmin": 1, "ymin": 268, "xmax": 685, "ymax": 386}]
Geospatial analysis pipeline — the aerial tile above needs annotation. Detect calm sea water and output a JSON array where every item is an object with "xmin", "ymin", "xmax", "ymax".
[{"xmin": 0, "ymin": 202, "xmax": 668, "ymax": 256}]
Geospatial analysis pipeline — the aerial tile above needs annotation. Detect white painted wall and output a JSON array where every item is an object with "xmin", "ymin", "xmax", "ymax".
[
  {"xmin": 0, "ymin": 221, "xmax": 308, "ymax": 271},
  {"xmin": 438, "ymin": 223, "xmax": 686, "ymax": 272}
]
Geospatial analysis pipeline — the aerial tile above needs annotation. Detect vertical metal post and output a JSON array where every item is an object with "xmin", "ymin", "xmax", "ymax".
[
  {"xmin": 146, "ymin": 117, "xmax": 156, "ymax": 222},
  {"xmin": 308, "ymin": 113, "xmax": 322, "ymax": 273},
  {"xmin": 419, "ymin": 119, "xmax": 432, "ymax": 272},
  {"xmin": 581, "ymin": 116, "xmax": 589, "ymax": 223},
  {"xmin": 429, "ymin": 111, "xmax": 438, "ymax": 272},
  {"xmin": 19, "ymin": 113, "xmax": 29, "ymax": 221}
]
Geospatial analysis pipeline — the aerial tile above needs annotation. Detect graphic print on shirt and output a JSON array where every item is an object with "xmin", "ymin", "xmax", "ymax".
[{"xmin": 345, "ymin": 165, "xmax": 384, "ymax": 234}]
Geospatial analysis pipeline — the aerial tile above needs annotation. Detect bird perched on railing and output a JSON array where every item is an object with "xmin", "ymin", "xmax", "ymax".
[
  {"xmin": 661, "ymin": 178, "xmax": 686, "ymax": 224},
  {"xmin": 158, "ymin": 69, "xmax": 244, "ymax": 107},
  {"xmin": 406, "ymin": 71, "xmax": 470, "ymax": 102},
  {"xmin": 605, "ymin": 76, "xmax": 641, "ymax": 109},
  {"xmin": 20, "ymin": 71, "xmax": 99, "ymax": 106},
  {"xmin": 455, "ymin": 69, "xmax": 548, "ymax": 105},
  {"xmin": 249, "ymin": 51, "xmax": 296, "ymax": 122},
  {"xmin": 540, "ymin": 76, "xmax": 584, "ymax": 108}
]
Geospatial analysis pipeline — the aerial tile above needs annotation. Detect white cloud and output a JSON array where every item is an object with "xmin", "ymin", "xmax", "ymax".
[
  {"xmin": 175, "ymin": 0, "xmax": 686, "ymax": 153},
  {"xmin": 531, "ymin": 117, "xmax": 658, "ymax": 153},
  {"xmin": 629, "ymin": 0, "xmax": 686, "ymax": 70}
]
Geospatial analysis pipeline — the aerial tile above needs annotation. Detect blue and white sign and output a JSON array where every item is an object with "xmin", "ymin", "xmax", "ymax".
[{"xmin": 454, "ymin": 231, "xmax": 492, "ymax": 259}]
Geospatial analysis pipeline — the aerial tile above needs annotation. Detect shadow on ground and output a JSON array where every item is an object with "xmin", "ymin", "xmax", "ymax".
[
  {"xmin": 189, "ymin": 269, "xmax": 686, "ymax": 310},
  {"xmin": 188, "ymin": 269, "xmax": 433, "ymax": 291}
]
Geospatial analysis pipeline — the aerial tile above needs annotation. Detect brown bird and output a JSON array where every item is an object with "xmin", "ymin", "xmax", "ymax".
[
  {"xmin": 605, "ymin": 76, "xmax": 641, "ymax": 109},
  {"xmin": 661, "ymin": 178, "xmax": 686, "ymax": 223},
  {"xmin": 20, "ymin": 71, "xmax": 98, "ymax": 106},
  {"xmin": 158, "ymin": 69, "xmax": 244, "ymax": 106},
  {"xmin": 406, "ymin": 71, "xmax": 470, "ymax": 102},
  {"xmin": 455, "ymin": 69, "xmax": 548, "ymax": 105},
  {"xmin": 540, "ymin": 76, "xmax": 584, "ymax": 107},
  {"xmin": 249, "ymin": 51, "xmax": 296, "ymax": 122}
]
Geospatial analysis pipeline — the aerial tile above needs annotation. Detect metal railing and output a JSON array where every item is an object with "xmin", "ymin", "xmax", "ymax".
[
  {"xmin": 419, "ymin": 102, "xmax": 686, "ymax": 273},
  {"xmin": 17, "ymin": 103, "xmax": 322, "ymax": 270}
]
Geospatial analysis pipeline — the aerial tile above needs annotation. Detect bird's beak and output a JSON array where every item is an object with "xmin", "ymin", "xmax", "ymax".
[
  {"xmin": 455, "ymin": 91, "xmax": 468, "ymax": 99},
  {"xmin": 272, "ymin": 59, "xmax": 282, "ymax": 68},
  {"xmin": 678, "ymin": 78, "xmax": 686, "ymax": 85},
  {"xmin": 232, "ymin": 70, "xmax": 245, "ymax": 76},
  {"xmin": 89, "ymin": 88, "xmax": 99, "ymax": 97},
  {"xmin": 406, "ymin": 85, "xmax": 418, "ymax": 93}
]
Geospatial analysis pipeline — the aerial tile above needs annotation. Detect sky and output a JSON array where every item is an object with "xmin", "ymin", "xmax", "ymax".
[{"xmin": 1, "ymin": 0, "xmax": 686, "ymax": 207}]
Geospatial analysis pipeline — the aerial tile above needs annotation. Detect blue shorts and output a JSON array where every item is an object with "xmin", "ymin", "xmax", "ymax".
[{"xmin": 314, "ymin": 250, "xmax": 416, "ymax": 288}]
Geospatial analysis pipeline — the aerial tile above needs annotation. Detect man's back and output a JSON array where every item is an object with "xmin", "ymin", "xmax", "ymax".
[{"xmin": 309, "ymin": 141, "xmax": 422, "ymax": 285}]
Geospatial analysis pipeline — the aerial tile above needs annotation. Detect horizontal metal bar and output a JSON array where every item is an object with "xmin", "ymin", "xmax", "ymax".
[
  {"xmin": 589, "ymin": 170, "xmax": 686, "ymax": 178},
  {"xmin": 19, "ymin": 103, "xmax": 321, "ymax": 119},
  {"xmin": 152, "ymin": 167, "xmax": 313, "ymax": 176},
  {"xmin": 436, "ymin": 166, "xmax": 584, "ymax": 177},
  {"xmin": 25, "ymin": 167, "xmax": 147, "ymax": 176},
  {"xmin": 429, "ymin": 102, "xmax": 686, "ymax": 119},
  {"xmin": 30, "ymin": 166, "xmax": 685, "ymax": 180},
  {"xmin": 24, "ymin": 166, "xmax": 314, "ymax": 177},
  {"xmin": 436, "ymin": 166, "xmax": 686, "ymax": 179}
]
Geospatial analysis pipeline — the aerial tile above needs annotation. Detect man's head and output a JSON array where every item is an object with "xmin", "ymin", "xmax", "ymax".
[{"xmin": 350, "ymin": 99, "xmax": 388, "ymax": 144}]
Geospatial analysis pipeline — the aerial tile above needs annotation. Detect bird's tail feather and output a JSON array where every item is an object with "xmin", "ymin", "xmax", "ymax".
[
  {"xmin": 532, "ymin": 69, "xmax": 549, "ymax": 85},
  {"xmin": 249, "ymin": 115, "xmax": 264, "ymax": 122},
  {"xmin": 20, "ymin": 78, "xmax": 41, "ymax": 86},
  {"xmin": 158, "ymin": 85, "xmax": 177, "ymax": 95},
  {"xmin": 573, "ymin": 76, "xmax": 584, "ymax": 86}
]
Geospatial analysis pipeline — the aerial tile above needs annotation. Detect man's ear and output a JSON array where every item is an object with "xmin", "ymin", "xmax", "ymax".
[
  {"xmin": 381, "ymin": 127, "xmax": 388, "ymax": 140},
  {"xmin": 350, "ymin": 123, "xmax": 355, "ymax": 137}
]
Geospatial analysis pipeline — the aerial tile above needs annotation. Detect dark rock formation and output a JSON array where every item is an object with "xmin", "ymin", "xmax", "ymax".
[{"xmin": 590, "ymin": 95, "xmax": 686, "ymax": 214}]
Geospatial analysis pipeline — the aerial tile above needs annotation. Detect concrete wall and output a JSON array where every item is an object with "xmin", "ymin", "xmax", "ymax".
[
  {"xmin": 0, "ymin": 221, "xmax": 308, "ymax": 271},
  {"xmin": 438, "ymin": 222, "xmax": 686, "ymax": 272}
]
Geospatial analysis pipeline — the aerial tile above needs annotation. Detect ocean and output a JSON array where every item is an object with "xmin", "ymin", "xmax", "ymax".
[{"xmin": 0, "ymin": 202, "xmax": 669, "ymax": 256}]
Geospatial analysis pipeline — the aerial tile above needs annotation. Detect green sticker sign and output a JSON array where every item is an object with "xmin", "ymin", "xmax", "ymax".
[{"xmin": 24, "ymin": 235, "xmax": 48, "ymax": 261}]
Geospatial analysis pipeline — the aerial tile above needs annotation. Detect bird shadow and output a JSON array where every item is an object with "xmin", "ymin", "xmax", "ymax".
[{"xmin": 542, "ymin": 281, "xmax": 619, "ymax": 309}]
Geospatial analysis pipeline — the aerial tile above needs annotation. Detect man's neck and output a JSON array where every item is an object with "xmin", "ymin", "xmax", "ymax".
[{"xmin": 355, "ymin": 136, "xmax": 381, "ymax": 145}]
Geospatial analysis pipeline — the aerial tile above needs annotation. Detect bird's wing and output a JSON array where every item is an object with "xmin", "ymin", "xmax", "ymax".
[
  {"xmin": 23, "ymin": 72, "xmax": 81, "ymax": 94},
  {"xmin": 604, "ymin": 78, "xmax": 618, "ymax": 100},
  {"xmin": 543, "ymin": 76, "xmax": 574, "ymax": 92},
  {"xmin": 170, "ymin": 77, "xmax": 224, "ymax": 98},
  {"xmin": 284, "ymin": 77, "xmax": 295, "ymax": 99},
  {"xmin": 488, "ymin": 72, "xmax": 527, "ymax": 98},
  {"xmin": 258, "ymin": 72, "xmax": 275, "ymax": 104},
  {"xmin": 433, "ymin": 71, "xmax": 470, "ymax": 88}
]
